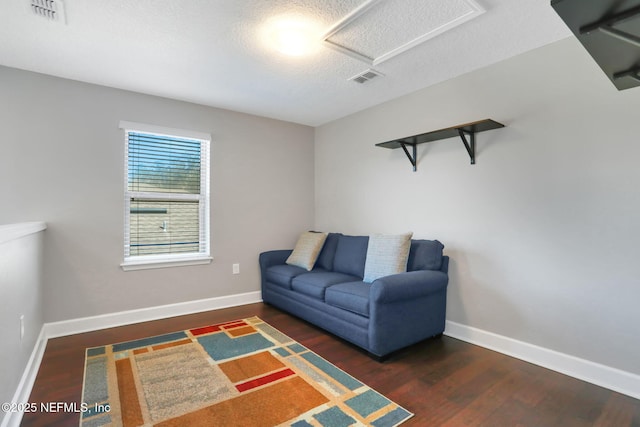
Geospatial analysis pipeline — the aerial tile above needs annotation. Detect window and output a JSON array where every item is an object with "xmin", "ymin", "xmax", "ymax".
[{"xmin": 120, "ymin": 121, "xmax": 211, "ymax": 271}]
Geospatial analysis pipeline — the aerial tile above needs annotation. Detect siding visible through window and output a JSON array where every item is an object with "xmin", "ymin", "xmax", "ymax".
[{"xmin": 120, "ymin": 121, "xmax": 211, "ymax": 270}]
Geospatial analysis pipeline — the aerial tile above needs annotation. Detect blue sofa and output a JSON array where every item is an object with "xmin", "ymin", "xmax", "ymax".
[{"xmin": 259, "ymin": 233, "xmax": 449, "ymax": 358}]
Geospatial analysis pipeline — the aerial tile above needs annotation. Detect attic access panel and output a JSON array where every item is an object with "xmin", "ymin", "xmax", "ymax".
[{"xmin": 551, "ymin": 0, "xmax": 640, "ymax": 90}]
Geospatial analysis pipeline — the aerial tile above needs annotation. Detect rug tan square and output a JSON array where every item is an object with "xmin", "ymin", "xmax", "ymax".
[{"xmin": 80, "ymin": 316, "xmax": 413, "ymax": 426}]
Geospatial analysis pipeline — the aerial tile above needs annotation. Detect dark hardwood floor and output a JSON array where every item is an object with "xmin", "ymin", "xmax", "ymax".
[{"xmin": 21, "ymin": 303, "xmax": 640, "ymax": 426}]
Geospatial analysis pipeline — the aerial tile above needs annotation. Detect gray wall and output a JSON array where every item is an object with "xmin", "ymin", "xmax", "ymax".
[
  {"xmin": 0, "ymin": 228, "xmax": 44, "ymax": 408},
  {"xmin": 315, "ymin": 37, "xmax": 640, "ymax": 375},
  {"xmin": 2, "ymin": 35, "xmax": 639, "ymax": 380},
  {"xmin": 0, "ymin": 65, "xmax": 315, "ymax": 322}
]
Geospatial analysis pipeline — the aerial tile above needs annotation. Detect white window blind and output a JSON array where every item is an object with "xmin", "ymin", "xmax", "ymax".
[{"xmin": 121, "ymin": 121, "xmax": 211, "ymax": 270}]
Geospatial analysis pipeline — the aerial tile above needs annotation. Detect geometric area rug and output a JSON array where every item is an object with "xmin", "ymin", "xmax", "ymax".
[{"xmin": 80, "ymin": 316, "xmax": 413, "ymax": 426}]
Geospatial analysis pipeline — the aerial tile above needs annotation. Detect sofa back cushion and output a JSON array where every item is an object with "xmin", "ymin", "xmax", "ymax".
[
  {"xmin": 315, "ymin": 232, "xmax": 341, "ymax": 271},
  {"xmin": 332, "ymin": 235, "xmax": 369, "ymax": 278},
  {"xmin": 407, "ymin": 239, "xmax": 444, "ymax": 271}
]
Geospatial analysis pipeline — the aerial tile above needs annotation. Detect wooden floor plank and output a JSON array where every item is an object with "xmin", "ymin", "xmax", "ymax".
[{"xmin": 19, "ymin": 303, "xmax": 640, "ymax": 426}]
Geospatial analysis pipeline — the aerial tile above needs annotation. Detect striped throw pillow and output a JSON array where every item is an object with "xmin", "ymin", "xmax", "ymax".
[{"xmin": 363, "ymin": 232, "xmax": 413, "ymax": 283}]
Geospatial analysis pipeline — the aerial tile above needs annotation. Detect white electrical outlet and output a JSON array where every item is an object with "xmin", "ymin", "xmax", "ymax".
[
  {"xmin": 20, "ymin": 315, "xmax": 24, "ymax": 341},
  {"xmin": 232, "ymin": 263, "xmax": 240, "ymax": 274}
]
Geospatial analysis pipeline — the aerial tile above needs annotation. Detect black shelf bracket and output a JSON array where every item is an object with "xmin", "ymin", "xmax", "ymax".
[
  {"xmin": 613, "ymin": 65, "xmax": 640, "ymax": 83},
  {"xmin": 375, "ymin": 119, "xmax": 504, "ymax": 172},
  {"xmin": 399, "ymin": 140, "xmax": 418, "ymax": 172},
  {"xmin": 580, "ymin": 5, "xmax": 640, "ymax": 48},
  {"xmin": 458, "ymin": 129, "xmax": 476, "ymax": 165}
]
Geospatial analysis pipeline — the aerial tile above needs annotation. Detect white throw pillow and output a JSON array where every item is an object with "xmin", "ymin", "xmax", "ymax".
[
  {"xmin": 286, "ymin": 232, "xmax": 328, "ymax": 271},
  {"xmin": 363, "ymin": 232, "xmax": 413, "ymax": 283}
]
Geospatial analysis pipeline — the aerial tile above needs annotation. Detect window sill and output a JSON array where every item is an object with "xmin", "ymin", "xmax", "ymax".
[{"xmin": 121, "ymin": 255, "xmax": 213, "ymax": 271}]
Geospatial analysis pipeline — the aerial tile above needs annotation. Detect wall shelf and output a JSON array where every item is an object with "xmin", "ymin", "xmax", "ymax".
[
  {"xmin": 551, "ymin": 0, "xmax": 640, "ymax": 91},
  {"xmin": 375, "ymin": 119, "xmax": 505, "ymax": 171}
]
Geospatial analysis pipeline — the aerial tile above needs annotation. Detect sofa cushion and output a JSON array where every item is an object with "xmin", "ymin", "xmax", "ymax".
[
  {"xmin": 286, "ymin": 231, "xmax": 328, "ymax": 271},
  {"xmin": 407, "ymin": 240, "xmax": 445, "ymax": 271},
  {"xmin": 315, "ymin": 232, "xmax": 341, "ymax": 271},
  {"xmin": 363, "ymin": 232, "xmax": 413, "ymax": 283},
  {"xmin": 332, "ymin": 235, "xmax": 369, "ymax": 278},
  {"xmin": 325, "ymin": 282, "xmax": 371, "ymax": 317},
  {"xmin": 292, "ymin": 272, "xmax": 361, "ymax": 300},
  {"xmin": 265, "ymin": 264, "xmax": 312, "ymax": 289}
]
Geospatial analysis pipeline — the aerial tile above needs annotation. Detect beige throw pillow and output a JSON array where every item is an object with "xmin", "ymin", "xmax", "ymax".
[
  {"xmin": 286, "ymin": 232, "xmax": 328, "ymax": 271},
  {"xmin": 363, "ymin": 232, "xmax": 413, "ymax": 283}
]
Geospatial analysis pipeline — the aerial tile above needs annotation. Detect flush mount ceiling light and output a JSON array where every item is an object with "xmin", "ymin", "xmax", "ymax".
[{"xmin": 264, "ymin": 17, "xmax": 322, "ymax": 57}]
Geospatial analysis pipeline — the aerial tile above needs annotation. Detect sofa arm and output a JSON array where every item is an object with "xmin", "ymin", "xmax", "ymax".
[
  {"xmin": 259, "ymin": 249, "xmax": 292, "ymax": 271},
  {"xmin": 371, "ymin": 270, "xmax": 448, "ymax": 303}
]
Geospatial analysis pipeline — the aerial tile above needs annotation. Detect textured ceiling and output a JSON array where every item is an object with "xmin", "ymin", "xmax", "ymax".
[
  {"xmin": 325, "ymin": 0, "xmax": 484, "ymax": 64},
  {"xmin": 0, "ymin": 0, "xmax": 571, "ymax": 126}
]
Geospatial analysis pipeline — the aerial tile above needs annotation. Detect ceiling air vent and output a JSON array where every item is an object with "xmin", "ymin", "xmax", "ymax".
[
  {"xmin": 30, "ymin": 0, "xmax": 66, "ymax": 23},
  {"xmin": 349, "ymin": 69, "xmax": 384, "ymax": 84}
]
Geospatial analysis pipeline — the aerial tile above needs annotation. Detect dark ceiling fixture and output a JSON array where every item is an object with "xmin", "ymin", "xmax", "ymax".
[{"xmin": 551, "ymin": 0, "xmax": 640, "ymax": 90}]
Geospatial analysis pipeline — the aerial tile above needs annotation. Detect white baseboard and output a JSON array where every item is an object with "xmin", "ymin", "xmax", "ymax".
[
  {"xmin": 444, "ymin": 320, "xmax": 640, "ymax": 400},
  {"xmin": 2, "ymin": 291, "xmax": 262, "ymax": 427},
  {"xmin": 1, "ymin": 326, "xmax": 48, "ymax": 427},
  {"xmin": 44, "ymin": 291, "xmax": 262, "ymax": 339},
  {"xmin": 8, "ymin": 297, "xmax": 637, "ymax": 427}
]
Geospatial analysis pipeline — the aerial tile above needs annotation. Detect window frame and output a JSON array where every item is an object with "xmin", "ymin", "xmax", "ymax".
[{"xmin": 119, "ymin": 121, "xmax": 212, "ymax": 271}]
